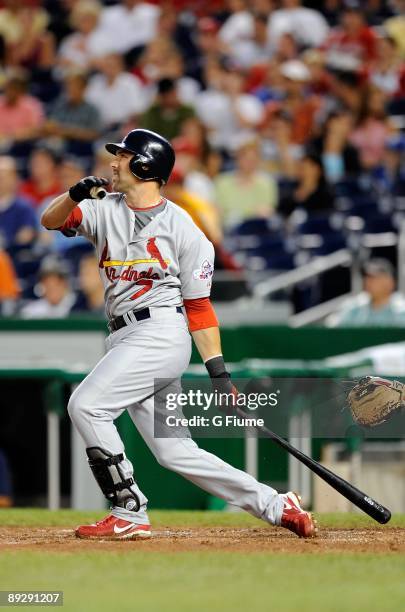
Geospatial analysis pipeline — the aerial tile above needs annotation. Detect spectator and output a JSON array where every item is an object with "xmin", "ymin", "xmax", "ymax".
[
  {"xmin": 0, "ymin": 70, "xmax": 44, "ymax": 152},
  {"xmin": 264, "ymin": 60, "xmax": 321, "ymax": 146},
  {"xmin": 373, "ymin": 134, "xmax": 405, "ymax": 197},
  {"xmin": 383, "ymin": 0, "xmax": 405, "ymax": 58},
  {"xmin": 85, "ymin": 53, "xmax": 149, "ymax": 129},
  {"xmin": 173, "ymin": 137, "xmax": 216, "ymax": 204},
  {"xmin": 0, "ymin": 247, "xmax": 20, "ymax": 315},
  {"xmin": 227, "ymin": 11, "xmax": 273, "ymax": 69},
  {"xmin": 131, "ymin": 37, "xmax": 177, "ymax": 88},
  {"xmin": 310, "ymin": 111, "xmax": 361, "ymax": 182},
  {"xmin": 178, "ymin": 117, "xmax": 210, "ymax": 157},
  {"xmin": 57, "ymin": 0, "xmax": 105, "ymax": 71},
  {"xmin": 279, "ymin": 151, "xmax": 334, "ymax": 216},
  {"xmin": 275, "ymin": 32, "xmax": 299, "ymax": 63},
  {"xmin": 19, "ymin": 147, "xmax": 62, "ymax": 208},
  {"xmin": 326, "ymin": 259, "xmax": 405, "ymax": 327},
  {"xmin": 195, "ymin": 65, "xmax": 265, "ymax": 153},
  {"xmin": 162, "ymin": 166, "xmax": 225, "ymax": 254},
  {"xmin": 92, "ymin": 145, "xmax": 113, "ymax": 183},
  {"xmin": 219, "ymin": 1, "xmax": 254, "ymax": 51},
  {"xmin": 249, "ymin": 59, "xmax": 285, "ymax": 103},
  {"xmin": 149, "ymin": 50, "xmax": 201, "ymax": 106},
  {"xmin": 191, "ymin": 17, "xmax": 226, "ymax": 85},
  {"xmin": 328, "ymin": 68, "xmax": 364, "ymax": 115},
  {"xmin": 45, "ymin": 69, "xmax": 101, "ymax": 157},
  {"xmin": 37, "ymin": 156, "xmax": 89, "ymax": 254},
  {"xmin": 268, "ymin": 0, "xmax": 330, "ymax": 49},
  {"xmin": 323, "ymin": 1, "xmax": 378, "ymax": 72},
  {"xmin": 133, "ymin": 38, "xmax": 200, "ymax": 105},
  {"xmin": 261, "ymin": 110, "xmax": 302, "ymax": 178},
  {"xmin": 349, "ymin": 85, "xmax": 395, "ymax": 170},
  {"xmin": 369, "ymin": 35, "xmax": 405, "ymax": 98},
  {"xmin": 97, "ymin": 0, "xmax": 160, "ymax": 58},
  {"xmin": 215, "ymin": 139, "xmax": 278, "ymax": 227},
  {"xmin": 20, "ymin": 256, "xmax": 75, "ymax": 319},
  {"xmin": 0, "ymin": 0, "xmax": 55, "ymax": 69},
  {"xmin": 0, "ymin": 156, "xmax": 36, "ymax": 249},
  {"xmin": 72, "ymin": 253, "xmax": 105, "ymax": 315},
  {"xmin": 141, "ymin": 77, "xmax": 195, "ymax": 141}
]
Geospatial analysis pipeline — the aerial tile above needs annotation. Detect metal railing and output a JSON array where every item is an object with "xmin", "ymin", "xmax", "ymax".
[{"xmin": 252, "ymin": 249, "xmax": 357, "ymax": 299}]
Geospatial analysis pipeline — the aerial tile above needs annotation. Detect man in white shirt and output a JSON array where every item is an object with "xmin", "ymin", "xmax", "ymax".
[
  {"xmin": 268, "ymin": 0, "xmax": 329, "ymax": 49},
  {"xmin": 85, "ymin": 53, "xmax": 150, "ymax": 128},
  {"xmin": 97, "ymin": 0, "xmax": 160, "ymax": 55},
  {"xmin": 195, "ymin": 67, "xmax": 264, "ymax": 153}
]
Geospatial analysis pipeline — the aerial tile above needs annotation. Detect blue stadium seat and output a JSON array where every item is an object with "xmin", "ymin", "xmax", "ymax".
[{"xmin": 363, "ymin": 214, "xmax": 396, "ymax": 234}]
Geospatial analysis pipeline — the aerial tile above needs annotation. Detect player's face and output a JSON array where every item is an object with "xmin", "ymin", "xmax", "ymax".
[{"xmin": 110, "ymin": 150, "xmax": 134, "ymax": 192}]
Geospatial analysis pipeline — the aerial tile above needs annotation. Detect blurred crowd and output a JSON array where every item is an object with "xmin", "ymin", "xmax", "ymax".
[{"xmin": 0, "ymin": 0, "xmax": 404, "ymax": 320}]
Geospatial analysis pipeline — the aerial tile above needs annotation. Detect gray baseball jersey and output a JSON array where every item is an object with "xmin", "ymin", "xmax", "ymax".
[{"xmin": 62, "ymin": 193, "xmax": 215, "ymax": 319}]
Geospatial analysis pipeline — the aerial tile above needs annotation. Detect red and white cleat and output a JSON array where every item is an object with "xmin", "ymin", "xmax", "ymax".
[
  {"xmin": 279, "ymin": 492, "xmax": 318, "ymax": 538},
  {"xmin": 75, "ymin": 514, "xmax": 151, "ymax": 540}
]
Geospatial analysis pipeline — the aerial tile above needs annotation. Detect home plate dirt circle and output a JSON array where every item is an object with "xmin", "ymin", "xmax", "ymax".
[{"xmin": 0, "ymin": 526, "xmax": 404, "ymax": 554}]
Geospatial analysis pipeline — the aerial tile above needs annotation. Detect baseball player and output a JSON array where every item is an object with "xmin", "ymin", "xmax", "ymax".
[{"xmin": 41, "ymin": 129, "xmax": 317, "ymax": 539}]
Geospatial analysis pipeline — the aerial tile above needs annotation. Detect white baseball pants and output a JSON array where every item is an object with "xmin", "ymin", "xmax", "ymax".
[{"xmin": 67, "ymin": 308, "xmax": 283, "ymax": 525}]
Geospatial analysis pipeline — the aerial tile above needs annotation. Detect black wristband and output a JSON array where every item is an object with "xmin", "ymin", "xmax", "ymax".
[{"xmin": 205, "ymin": 355, "xmax": 229, "ymax": 379}]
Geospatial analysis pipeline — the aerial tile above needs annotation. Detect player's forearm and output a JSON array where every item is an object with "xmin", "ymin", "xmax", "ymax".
[
  {"xmin": 191, "ymin": 326, "xmax": 222, "ymax": 363},
  {"xmin": 40, "ymin": 192, "xmax": 77, "ymax": 229}
]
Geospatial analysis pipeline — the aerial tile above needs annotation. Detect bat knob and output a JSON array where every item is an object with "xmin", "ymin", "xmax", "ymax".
[{"xmin": 90, "ymin": 186, "xmax": 107, "ymax": 199}]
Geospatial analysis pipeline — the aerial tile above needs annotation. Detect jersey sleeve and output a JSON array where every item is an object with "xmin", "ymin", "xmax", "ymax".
[
  {"xmin": 60, "ymin": 199, "xmax": 97, "ymax": 241},
  {"xmin": 178, "ymin": 227, "xmax": 215, "ymax": 299}
]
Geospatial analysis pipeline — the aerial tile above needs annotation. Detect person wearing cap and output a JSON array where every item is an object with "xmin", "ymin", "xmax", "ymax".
[
  {"xmin": 20, "ymin": 256, "xmax": 76, "ymax": 319},
  {"xmin": 326, "ymin": 258, "xmax": 405, "ymax": 327}
]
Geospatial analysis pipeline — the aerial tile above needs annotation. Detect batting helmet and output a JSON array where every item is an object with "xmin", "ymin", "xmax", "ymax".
[{"xmin": 105, "ymin": 129, "xmax": 175, "ymax": 185}]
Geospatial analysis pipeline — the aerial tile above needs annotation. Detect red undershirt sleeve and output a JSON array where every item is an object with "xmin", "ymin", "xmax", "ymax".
[
  {"xmin": 59, "ymin": 207, "xmax": 83, "ymax": 236},
  {"xmin": 183, "ymin": 297, "xmax": 219, "ymax": 332}
]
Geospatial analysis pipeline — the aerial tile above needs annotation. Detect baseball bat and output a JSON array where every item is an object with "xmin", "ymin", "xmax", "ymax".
[
  {"xmin": 90, "ymin": 186, "xmax": 107, "ymax": 199},
  {"xmin": 237, "ymin": 408, "xmax": 391, "ymax": 524}
]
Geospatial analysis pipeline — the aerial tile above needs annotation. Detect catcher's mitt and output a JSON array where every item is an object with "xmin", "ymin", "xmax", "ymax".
[{"xmin": 347, "ymin": 376, "xmax": 404, "ymax": 427}]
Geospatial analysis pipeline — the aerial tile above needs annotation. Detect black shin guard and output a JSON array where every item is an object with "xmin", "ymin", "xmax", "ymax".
[{"xmin": 86, "ymin": 447, "xmax": 140, "ymax": 512}]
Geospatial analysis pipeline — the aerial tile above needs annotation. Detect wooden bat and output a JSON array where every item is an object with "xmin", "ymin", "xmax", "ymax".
[{"xmin": 237, "ymin": 407, "xmax": 391, "ymax": 524}]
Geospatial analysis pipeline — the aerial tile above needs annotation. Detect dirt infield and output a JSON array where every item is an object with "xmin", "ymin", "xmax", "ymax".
[{"xmin": 1, "ymin": 525, "xmax": 404, "ymax": 554}]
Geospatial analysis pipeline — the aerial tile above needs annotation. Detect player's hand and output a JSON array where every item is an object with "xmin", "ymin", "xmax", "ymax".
[{"xmin": 69, "ymin": 176, "xmax": 109, "ymax": 203}]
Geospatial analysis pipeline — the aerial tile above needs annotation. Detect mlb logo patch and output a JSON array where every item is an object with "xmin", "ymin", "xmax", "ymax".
[{"xmin": 193, "ymin": 259, "xmax": 214, "ymax": 280}]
